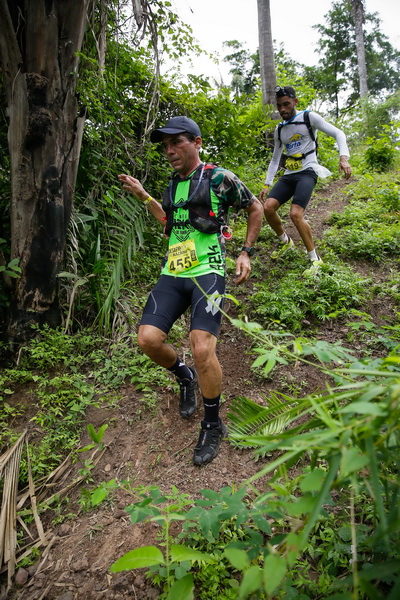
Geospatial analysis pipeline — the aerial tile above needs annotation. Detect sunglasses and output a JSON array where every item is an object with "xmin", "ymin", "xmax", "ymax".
[{"xmin": 275, "ymin": 86, "xmax": 296, "ymax": 99}]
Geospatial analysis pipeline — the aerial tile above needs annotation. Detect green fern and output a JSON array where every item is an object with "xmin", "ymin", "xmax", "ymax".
[
  {"xmin": 97, "ymin": 189, "xmax": 146, "ymax": 331},
  {"xmin": 227, "ymin": 393, "xmax": 306, "ymax": 454}
]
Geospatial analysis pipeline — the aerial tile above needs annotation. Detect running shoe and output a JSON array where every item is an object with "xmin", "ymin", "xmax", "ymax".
[
  {"xmin": 178, "ymin": 368, "xmax": 198, "ymax": 418},
  {"xmin": 303, "ymin": 257, "xmax": 323, "ymax": 276},
  {"xmin": 270, "ymin": 237, "xmax": 295, "ymax": 259},
  {"xmin": 193, "ymin": 419, "xmax": 227, "ymax": 466}
]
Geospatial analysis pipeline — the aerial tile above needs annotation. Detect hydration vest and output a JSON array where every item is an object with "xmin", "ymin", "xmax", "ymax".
[
  {"xmin": 277, "ymin": 110, "xmax": 318, "ymax": 160},
  {"xmin": 162, "ymin": 163, "xmax": 226, "ymax": 238}
]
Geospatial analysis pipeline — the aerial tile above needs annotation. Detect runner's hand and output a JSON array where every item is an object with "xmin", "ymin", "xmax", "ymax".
[
  {"xmin": 235, "ymin": 253, "xmax": 251, "ymax": 285},
  {"xmin": 118, "ymin": 174, "xmax": 149, "ymax": 202},
  {"xmin": 259, "ymin": 186, "xmax": 269, "ymax": 203},
  {"xmin": 339, "ymin": 157, "xmax": 352, "ymax": 180}
]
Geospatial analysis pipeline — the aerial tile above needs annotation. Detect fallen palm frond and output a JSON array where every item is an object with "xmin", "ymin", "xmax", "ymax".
[
  {"xmin": 0, "ymin": 434, "xmax": 107, "ymax": 588},
  {"xmin": 25, "ymin": 439, "xmax": 47, "ymax": 548},
  {"xmin": 0, "ymin": 430, "xmax": 27, "ymax": 588}
]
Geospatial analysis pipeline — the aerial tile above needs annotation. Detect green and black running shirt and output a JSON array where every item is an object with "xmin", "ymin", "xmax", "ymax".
[{"xmin": 161, "ymin": 165, "xmax": 256, "ymax": 278}]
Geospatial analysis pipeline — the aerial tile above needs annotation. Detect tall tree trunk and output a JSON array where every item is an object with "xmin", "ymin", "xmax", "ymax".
[
  {"xmin": 0, "ymin": 0, "xmax": 94, "ymax": 345},
  {"xmin": 257, "ymin": 0, "xmax": 276, "ymax": 107},
  {"xmin": 351, "ymin": 0, "xmax": 368, "ymax": 99}
]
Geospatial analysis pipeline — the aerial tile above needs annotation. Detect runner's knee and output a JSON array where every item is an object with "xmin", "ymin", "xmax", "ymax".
[
  {"xmin": 263, "ymin": 199, "xmax": 278, "ymax": 217},
  {"xmin": 289, "ymin": 206, "xmax": 305, "ymax": 227},
  {"xmin": 137, "ymin": 325, "xmax": 166, "ymax": 355},
  {"xmin": 190, "ymin": 331, "xmax": 216, "ymax": 366}
]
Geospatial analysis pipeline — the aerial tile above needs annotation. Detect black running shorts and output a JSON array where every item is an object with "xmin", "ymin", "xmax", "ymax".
[
  {"xmin": 140, "ymin": 273, "xmax": 226, "ymax": 337},
  {"xmin": 269, "ymin": 168, "xmax": 318, "ymax": 209}
]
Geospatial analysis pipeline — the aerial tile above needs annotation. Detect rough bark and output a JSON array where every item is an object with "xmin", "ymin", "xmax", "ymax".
[
  {"xmin": 257, "ymin": 0, "xmax": 276, "ymax": 107},
  {"xmin": 351, "ymin": 0, "xmax": 368, "ymax": 99},
  {"xmin": 98, "ymin": 0, "xmax": 107, "ymax": 75},
  {"xmin": 0, "ymin": 0, "xmax": 94, "ymax": 345}
]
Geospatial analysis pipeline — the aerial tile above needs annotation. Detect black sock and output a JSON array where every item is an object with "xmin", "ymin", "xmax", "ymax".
[
  {"xmin": 167, "ymin": 357, "xmax": 194, "ymax": 382},
  {"xmin": 203, "ymin": 395, "xmax": 220, "ymax": 423}
]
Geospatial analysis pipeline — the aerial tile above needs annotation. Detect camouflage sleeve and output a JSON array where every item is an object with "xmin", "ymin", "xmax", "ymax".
[{"xmin": 210, "ymin": 167, "xmax": 257, "ymax": 210}]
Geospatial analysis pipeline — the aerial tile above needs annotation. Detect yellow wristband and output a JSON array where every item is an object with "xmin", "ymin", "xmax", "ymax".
[{"xmin": 143, "ymin": 196, "xmax": 153, "ymax": 204}]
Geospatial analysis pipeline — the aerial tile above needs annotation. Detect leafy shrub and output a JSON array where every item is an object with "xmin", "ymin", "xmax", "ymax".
[
  {"xmin": 250, "ymin": 261, "xmax": 369, "ymax": 331},
  {"xmin": 364, "ymin": 135, "xmax": 397, "ymax": 172},
  {"xmin": 325, "ymin": 178, "xmax": 400, "ymax": 261},
  {"xmin": 377, "ymin": 182, "xmax": 400, "ymax": 211},
  {"xmin": 324, "ymin": 222, "xmax": 400, "ymax": 261}
]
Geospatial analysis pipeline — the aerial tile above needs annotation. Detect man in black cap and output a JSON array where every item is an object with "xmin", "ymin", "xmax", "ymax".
[
  {"xmin": 119, "ymin": 116, "xmax": 263, "ymax": 466},
  {"xmin": 260, "ymin": 86, "xmax": 352, "ymax": 275}
]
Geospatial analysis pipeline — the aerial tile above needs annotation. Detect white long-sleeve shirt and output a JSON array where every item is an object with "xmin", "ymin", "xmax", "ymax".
[{"xmin": 265, "ymin": 110, "xmax": 350, "ymax": 186}]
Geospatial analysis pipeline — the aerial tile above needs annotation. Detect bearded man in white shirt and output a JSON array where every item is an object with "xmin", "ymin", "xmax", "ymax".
[{"xmin": 259, "ymin": 86, "xmax": 352, "ymax": 275}]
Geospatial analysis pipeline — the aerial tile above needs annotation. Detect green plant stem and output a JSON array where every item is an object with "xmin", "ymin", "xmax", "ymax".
[
  {"xmin": 365, "ymin": 436, "xmax": 389, "ymax": 547},
  {"xmin": 165, "ymin": 516, "xmax": 171, "ymax": 591},
  {"xmin": 350, "ymin": 486, "xmax": 359, "ymax": 600}
]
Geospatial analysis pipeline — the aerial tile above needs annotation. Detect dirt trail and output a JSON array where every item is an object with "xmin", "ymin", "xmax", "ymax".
[{"xmin": 3, "ymin": 178, "xmax": 388, "ymax": 600}]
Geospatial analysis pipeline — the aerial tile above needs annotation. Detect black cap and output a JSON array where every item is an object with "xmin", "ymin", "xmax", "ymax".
[{"xmin": 150, "ymin": 116, "xmax": 201, "ymax": 143}]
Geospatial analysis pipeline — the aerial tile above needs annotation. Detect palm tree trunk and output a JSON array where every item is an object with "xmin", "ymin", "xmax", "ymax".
[
  {"xmin": 257, "ymin": 0, "xmax": 276, "ymax": 107},
  {"xmin": 351, "ymin": 0, "xmax": 368, "ymax": 98}
]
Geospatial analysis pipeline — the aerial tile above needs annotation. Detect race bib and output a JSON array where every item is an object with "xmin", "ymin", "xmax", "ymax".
[
  {"xmin": 286, "ymin": 153, "xmax": 303, "ymax": 171},
  {"xmin": 168, "ymin": 239, "xmax": 200, "ymax": 274}
]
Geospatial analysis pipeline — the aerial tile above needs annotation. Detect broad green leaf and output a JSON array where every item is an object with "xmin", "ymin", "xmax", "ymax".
[
  {"xmin": 170, "ymin": 545, "xmax": 213, "ymax": 564},
  {"xmin": 263, "ymin": 357, "xmax": 277, "ymax": 375},
  {"xmin": 340, "ymin": 447, "xmax": 369, "ymax": 477},
  {"xmin": 239, "ymin": 565, "xmax": 263, "ymax": 598},
  {"xmin": 174, "ymin": 562, "xmax": 191, "ymax": 579},
  {"xmin": 91, "ymin": 487, "xmax": 109, "ymax": 507},
  {"xmin": 96, "ymin": 423, "xmax": 109, "ymax": 441},
  {"xmin": 4, "ymin": 270, "xmax": 20, "ymax": 278},
  {"xmin": 359, "ymin": 385, "xmax": 387, "ymax": 402},
  {"xmin": 185, "ymin": 506, "xmax": 203, "ymax": 519},
  {"xmin": 252, "ymin": 354, "xmax": 269, "ymax": 368},
  {"xmin": 199, "ymin": 509, "xmax": 220, "ymax": 539},
  {"xmin": 338, "ymin": 525, "xmax": 352, "ymax": 542},
  {"xmin": 251, "ymin": 513, "xmax": 272, "ymax": 534},
  {"xmin": 340, "ymin": 401, "xmax": 386, "ymax": 416},
  {"xmin": 230, "ymin": 318, "xmax": 244, "ymax": 329},
  {"xmin": 384, "ymin": 356, "xmax": 400, "ymax": 365},
  {"xmin": 263, "ymin": 554, "xmax": 287, "ymax": 595},
  {"xmin": 293, "ymin": 339, "xmax": 304, "ymax": 354},
  {"xmin": 300, "ymin": 469, "xmax": 326, "ymax": 492},
  {"xmin": 283, "ymin": 494, "xmax": 317, "ymax": 517},
  {"xmin": 165, "ymin": 574, "xmax": 194, "ymax": 600},
  {"xmin": 285, "ymin": 532, "xmax": 303, "ymax": 565},
  {"xmin": 224, "ymin": 548, "xmax": 250, "ymax": 570},
  {"xmin": 110, "ymin": 546, "xmax": 164, "ymax": 572},
  {"xmin": 200, "ymin": 489, "xmax": 220, "ymax": 500},
  {"xmin": 126, "ymin": 506, "xmax": 159, "ymax": 524},
  {"xmin": 8, "ymin": 257, "xmax": 20, "ymax": 267}
]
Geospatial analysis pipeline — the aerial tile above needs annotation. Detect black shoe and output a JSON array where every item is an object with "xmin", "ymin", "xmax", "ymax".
[
  {"xmin": 178, "ymin": 368, "xmax": 198, "ymax": 418},
  {"xmin": 193, "ymin": 419, "xmax": 227, "ymax": 466}
]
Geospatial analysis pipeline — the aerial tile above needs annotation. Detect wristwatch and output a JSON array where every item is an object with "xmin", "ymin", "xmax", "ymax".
[{"xmin": 241, "ymin": 246, "xmax": 255, "ymax": 256}]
